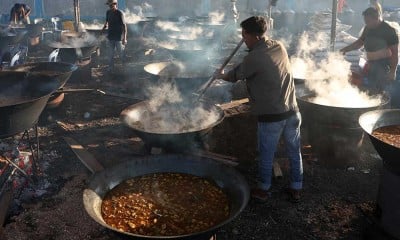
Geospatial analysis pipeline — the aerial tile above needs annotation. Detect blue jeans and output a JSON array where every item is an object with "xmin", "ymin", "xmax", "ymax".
[
  {"xmin": 108, "ymin": 40, "xmax": 125, "ymax": 69},
  {"xmin": 257, "ymin": 112, "xmax": 303, "ymax": 190}
]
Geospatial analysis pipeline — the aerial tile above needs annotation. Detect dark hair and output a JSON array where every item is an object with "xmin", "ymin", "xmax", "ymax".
[
  {"xmin": 240, "ymin": 16, "xmax": 267, "ymax": 36},
  {"xmin": 362, "ymin": 7, "xmax": 379, "ymax": 19},
  {"xmin": 14, "ymin": 3, "xmax": 21, "ymax": 9}
]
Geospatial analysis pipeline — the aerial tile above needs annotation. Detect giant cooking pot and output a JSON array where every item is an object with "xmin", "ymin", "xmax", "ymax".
[
  {"xmin": 0, "ymin": 71, "xmax": 64, "ymax": 138},
  {"xmin": 296, "ymin": 83, "xmax": 390, "ymax": 128},
  {"xmin": 296, "ymin": 83, "xmax": 390, "ymax": 166},
  {"xmin": 157, "ymin": 40, "xmax": 211, "ymax": 62},
  {"xmin": 83, "ymin": 154, "xmax": 249, "ymax": 239},
  {"xmin": 8, "ymin": 62, "xmax": 77, "ymax": 88},
  {"xmin": 47, "ymin": 40, "xmax": 98, "ymax": 63},
  {"xmin": 359, "ymin": 109, "xmax": 400, "ymax": 175},
  {"xmin": 120, "ymin": 100, "xmax": 224, "ymax": 151},
  {"xmin": 144, "ymin": 61, "xmax": 212, "ymax": 95}
]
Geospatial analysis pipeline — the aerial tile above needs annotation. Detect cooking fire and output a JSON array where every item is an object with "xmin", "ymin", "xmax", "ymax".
[{"xmin": 0, "ymin": 0, "xmax": 399, "ymax": 239}]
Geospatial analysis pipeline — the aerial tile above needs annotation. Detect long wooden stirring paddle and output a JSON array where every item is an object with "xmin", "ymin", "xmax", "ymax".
[{"xmin": 196, "ymin": 38, "xmax": 244, "ymax": 101}]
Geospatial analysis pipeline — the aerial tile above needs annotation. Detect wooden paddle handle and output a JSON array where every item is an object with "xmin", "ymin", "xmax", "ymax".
[{"xmin": 197, "ymin": 38, "xmax": 244, "ymax": 100}]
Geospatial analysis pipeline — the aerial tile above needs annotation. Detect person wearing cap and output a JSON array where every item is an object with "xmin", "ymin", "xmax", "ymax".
[
  {"xmin": 216, "ymin": 16, "xmax": 303, "ymax": 203},
  {"xmin": 102, "ymin": 0, "xmax": 127, "ymax": 72},
  {"xmin": 340, "ymin": 7, "xmax": 398, "ymax": 93},
  {"xmin": 9, "ymin": 3, "xmax": 31, "ymax": 25},
  {"xmin": 369, "ymin": 0, "xmax": 382, "ymax": 19}
]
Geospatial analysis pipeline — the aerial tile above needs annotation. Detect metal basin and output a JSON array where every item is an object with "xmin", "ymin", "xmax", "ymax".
[
  {"xmin": 0, "ymin": 71, "xmax": 64, "ymax": 138},
  {"xmin": 83, "ymin": 154, "xmax": 249, "ymax": 239},
  {"xmin": 359, "ymin": 109, "xmax": 400, "ymax": 174}
]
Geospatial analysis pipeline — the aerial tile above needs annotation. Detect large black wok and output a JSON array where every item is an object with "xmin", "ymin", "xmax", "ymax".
[
  {"xmin": 7, "ymin": 62, "xmax": 77, "ymax": 88},
  {"xmin": 296, "ymin": 84, "xmax": 390, "ymax": 128},
  {"xmin": 0, "ymin": 71, "xmax": 63, "ymax": 138},
  {"xmin": 296, "ymin": 83, "xmax": 390, "ymax": 166},
  {"xmin": 359, "ymin": 109, "xmax": 400, "ymax": 175},
  {"xmin": 47, "ymin": 40, "xmax": 98, "ymax": 63},
  {"xmin": 126, "ymin": 19, "xmax": 153, "ymax": 37},
  {"xmin": 120, "ymin": 100, "xmax": 224, "ymax": 151},
  {"xmin": 144, "ymin": 61, "xmax": 212, "ymax": 94},
  {"xmin": 83, "ymin": 154, "xmax": 249, "ymax": 239},
  {"xmin": 0, "ymin": 31, "xmax": 27, "ymax": 52},
  {"xmin": 157, "ymin": 41, "xmax": 210, "ymax": 62}
]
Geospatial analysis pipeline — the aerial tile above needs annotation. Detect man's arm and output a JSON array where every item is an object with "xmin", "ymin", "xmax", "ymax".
[
  {"xmin": 9, "ymin": 8, "xmax": 16, "ymax": 23},
  {"xmin": 340, "ymin": 38, "xmax": 364, "ymax": 54},
  {"xmin": 102, "ymin": 11, "xmax": 109, "ymax": 30},
  {"xmin": 388, "ymin": 44, "xmax": 398, "ymax": 81},
  {"xmin": 24, "ymin": 6, "xmax": 31, "ymax": 17},
  {"xmin": 121, "ymin": 12, "xmax": 127, "ymax": 44}
]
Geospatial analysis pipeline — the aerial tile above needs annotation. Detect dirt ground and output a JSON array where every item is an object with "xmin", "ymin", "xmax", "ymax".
[{"xmin": 0, "ymin": 36, "xmax": 395, "ymax": 240}]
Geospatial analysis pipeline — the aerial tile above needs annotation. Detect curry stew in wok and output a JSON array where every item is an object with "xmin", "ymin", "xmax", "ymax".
[
  {"xmin": 372, "ymin": 125, "xmax": 400, "ymax": 149},
  {"xmin": 101, "ymin": 173, "xmax": 230, "ymax": 236}
]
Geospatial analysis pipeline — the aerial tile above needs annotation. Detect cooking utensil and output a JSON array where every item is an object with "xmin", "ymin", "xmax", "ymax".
[
  {"xmin": 47, "ymin": 41, "xmax": 98, "ymax": 62},
  {"xmin": 296, "ymin": 83, "xmax": 390, "ymax": 166},
  {"xmin": 63, "ymin": 137, "xmax": 249, "ymax": 239},
  {"xmin": 120, "ymin": 100, "xmax": 224, "ymax": 152},
  {"xmin": 144, "ymin": 61, "xmax": 213, "ymax": 95},
  {"xmin": 0, "ymin": 71, "xmax": 64, "ymax": 138},
  {"xmin": 196, "ymin": 38, "xmax": 244, "ymax": 101},
  {"xmin": 359, "ymin": 109, "xmax": 400, "ymax": 175},
  {"xmin": 7, "ymin": 62, "xmax": 77, "ymax": 89}
]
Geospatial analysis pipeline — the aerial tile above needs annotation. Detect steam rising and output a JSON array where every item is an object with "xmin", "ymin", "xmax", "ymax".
[
  {"xmin": 82, "ymin": 22, "xmax": 103, "ymax": 30},
  {"xmin": 49, "ymin": 32, "xmax": 101, "ymax": 48},
  {"xmin": 124, "ymin": 2, "xmax": 155, "ymax": 23},
  {"xmin": 125, "ymin": 81, "xmax": 220, "ymax": 134},
  {"xmin": 155, "ymin": 21, "xmax": 181, "ymax": 32},
  {"xmin": 208, "ymin": 11, "xmax": 225, "ymax": 24},
  {"xmin": 291, "ymin": 31, "xmax": 382, "ymax": 108}
]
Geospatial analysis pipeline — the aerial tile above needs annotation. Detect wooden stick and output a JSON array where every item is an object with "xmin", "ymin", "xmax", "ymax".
[
  {"xmin": 63, "ymin": 137, "xmax": 104, "ymax": 174},
  {"xmin": 196, "ymin": 39, "xmax": 244, "ymax": 100}
]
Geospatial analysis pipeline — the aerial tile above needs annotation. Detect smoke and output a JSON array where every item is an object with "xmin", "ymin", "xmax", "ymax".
[
  {"xmin": 208, "ymin": 11, "xmax": 225, "ymax": 24},
  {"xmin": 124, "ymin": 9, "xmax": 145, "ymax": 24},
  {"xmin": 291, "ymin": 32, "xmax": 382, "ymax": 108},
  {"xmin": 124, "ymin": 2, "xmax": 155, "ymax": 23},
  {"xmin": 168, "ymin": 26, "xmax": 214, "ymax": 41},
  {"xmin": 82, "ymin": 22, "xmax": 103, "ymax": 30},
  {"xmin": 50, "ymin": 32, "xmax": 101, "ymax": 48},
  {"xmin": 155, "ymin": 21, "xmax": 181, "ymax": 32}
]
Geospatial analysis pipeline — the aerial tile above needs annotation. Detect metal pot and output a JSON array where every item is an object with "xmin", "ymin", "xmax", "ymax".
[
  {"xmin": 296, "ymin": 83, "xmax": 390, "ymax": 166},
  {"xmin": 359, "ymin": 109, "xmax": 400, "ymax": 175},
  {"xmin": 0, "ymin": 31, "xmax": 27, "ymax": 51},
  {"xmin": 144, "ymin": 61, "xmax": 212, "ymax": 94},
  {"xmin": 83, "ymin": 154, "xmax": 249, "ymax": 239},
  {"xmin": 0, "ymin": 71, "xmax": 64, "ymax": 138},
  {"xmin": 296, "ymin": 84, "xmax": 390, "ymax": 128},
  {"xmin": 47, "ymin": 41, "xmax": 98, "ymax": 63},
  {"xmin": 157, "ymin": 40, "xmax": 210, "ymax": 62},
  {"xmin": 126, "ymin": 19, "xmax": 153, "ymax": 37},
  {"xmin": 120, "ymin": 100, "xmax": 224, "ymax": 151},
  {"xmin": 7, "ymin": 62, "xmax": 77, "ymax": 88}
]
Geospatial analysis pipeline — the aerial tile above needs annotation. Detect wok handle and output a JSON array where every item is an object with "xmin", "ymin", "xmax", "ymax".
[
  {"xmin": 196, "ymin": 38, "xmax": 244, "ymax": 100},
  {"xmin": 56, "ymin": 88, "xmax": 99, "ymax": 94}
]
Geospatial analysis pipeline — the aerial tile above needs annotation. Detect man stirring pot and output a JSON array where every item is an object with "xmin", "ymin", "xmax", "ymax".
[
  {"xmin": 340, "ymin": 7, "xmax": 399, "ymax": 93},
  {"xmin": 217, "ymin": 16, "xmax": 303, "ymax": 203}
]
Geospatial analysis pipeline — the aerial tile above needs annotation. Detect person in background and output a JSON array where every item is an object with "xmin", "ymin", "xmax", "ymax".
[
  {"xmin": 217, "ymin": 16, "xmax": 303, "ymax": 203},
  {"xmin": 9, "ymin": 3, "xmax": 31, "ymax": 25},
  {"xmin": 102, "ymin": 0, "xmax": 127, "ymax": 72},
  {"xmin": 340, "ymin": 7, "xmax": 398, "ymax": 93},
  {"xmin": 369, "ymin": 0, "xmax": 383, "ymax": 19}
]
